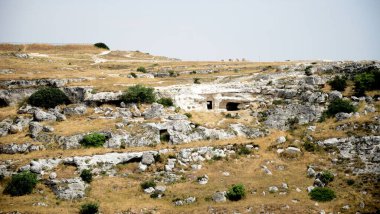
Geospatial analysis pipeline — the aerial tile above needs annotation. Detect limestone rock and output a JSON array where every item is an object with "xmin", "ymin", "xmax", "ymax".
[
  {"xmin": 212, "ymin": 191, "xmax": 227, "ymax": 202},
  {"xmin": 63, "ymin": 104, "xmax": 87, "ymax": 116},
  {"xmin": 45, "ymin": 178, "xmax": 87, "ymax": 200},
  {"xmin": 143, "ymin": 103, "xmax": 164, "ymax": 119}
]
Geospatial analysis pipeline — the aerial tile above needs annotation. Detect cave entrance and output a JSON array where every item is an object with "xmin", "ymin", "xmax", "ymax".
[
  {"xmin": 0, "ymin": 98, "xmax": 8, "ymax": 107},
  {"xmin": 207, "ymin": 101, "xmax": 213, "ymax": 110},
  {"xmin": 160, "ymin": 129, "xmax": 170, "ymax": 142},
  {"xmin": 226, "ymin": 102, "xmax": 240, "ymax": 111}
]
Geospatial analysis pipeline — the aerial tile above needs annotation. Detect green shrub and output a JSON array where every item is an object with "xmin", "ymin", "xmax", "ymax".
[
  {"xmin": 136, "ymin": 66, "xmax": 147, "ymax": 73},
  {"xmin": 305, "ymin": 66, "xmax": 313, "ymax": 76},
  {"xmin": 157, "ymin": 97, "xmax": 173, "ymax": 107},
  {"xmin": 354, "ymin": 68, "xmax": 380, "ymax": 96},
  {"xmin": 80, "ymin": 169, "xmax": 93, "ymax": 183},
  {"xmin": 319, "ymin": 171, "xmax": 334, "ymax": 185},
  {"xmin": 4, "ymin": 171, "xmax": 38, "ymax": 196},
  {"xmin": 94, "ymin": 42, "xmax": 109, "ymax": 50},
  {"xmin": 80, "ymin": 133, "xmax": 106, "ymax": 148},
  {"xmin": 168, "ymin": 70, "xmax": 179, "ymax": 77},
  {"xmin": 346, "ymin": 179, "xmax": 355, "ymax": 186},
  {"xmin": 226, "ymin": 184, "xmax": 246, "ymax": 201},
  {"xmin": 326, "ymin": 99, "xmax": 355, "ymax": 117},
  {"xmin": 184, "ymin": 113, "xmax": 192, "ymax": 119},
  {"xmin": 28, "ymin": 87, "xmax": 70, "ymax": 108},
  {"xmin": 130, "ymin": 72, "xmax": 137, "ymax": 78},
  {"xmin": 140, "ymin": 180, "xmax": 156, "ymax": 190},
  {"xmin": 121, "ymin": 85, "xmax": 156, "ymax": 104},
  {"xmin": 237, "ymin": 146, "xmax": 251, "ymax": 155},
  {"xmin": 286, "ymin": 117, "xmax": 299, "ymax": 130},
  {"xmin": 272, "ymin": 100, "xmax": 284, "ymax": 105},
  {"xmin": 80, "ymin": 202, "xmax": 99, "ymax": 214},
  {"xmin": 193, "ymin": 78, "xmax": 201, "ymax": 84},
  {"xmin": 329, "ymin": 76, "xmax": 347, "ymax": 91},
  {"xmin": 303, "ymin": 141, "xmax": 317, "ymax": 152},
  {"xmin": 309, "ymin": 187, "xmax": 336, "ymax": 202}
]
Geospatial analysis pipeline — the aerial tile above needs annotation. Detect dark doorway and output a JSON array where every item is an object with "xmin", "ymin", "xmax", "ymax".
[
  {"xmin": 207, "ymin": 101, "xmax": 212, "ymax": 110},
  {"xmin": 226, "ymin": 102, "xmax": 240, "ymax": 111},
  {"xmin": 160, "ymin": 129, "xmax": 170, "ymax": 142},
  {"xmin": 0, "ymin": 98, "xmax": 8, "ymax": 107}
]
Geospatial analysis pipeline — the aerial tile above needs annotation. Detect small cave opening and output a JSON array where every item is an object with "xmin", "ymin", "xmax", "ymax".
[
  {"xmin": 0, "ymin": 98, "xmax": 9, "ymax": 107},
  {"xmin": 207, "ymin": 101, "xmax": 213, "ymax": 110},
  {"xmin": 226, "ymin": 102, "xmax": 240, "ymax": 111},
  {"xmin": 160, "ymin": 129, "xmax": 170, "ymax": 142}
]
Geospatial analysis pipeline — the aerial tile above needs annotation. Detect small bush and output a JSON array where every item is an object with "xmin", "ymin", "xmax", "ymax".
[
  {"xmin": 80, "ymin": 133, "xmax": 106, "ymax": 148},
  {"xmin": 309, "ymin": 187, "xmax": 336, "ymax": 202},
  {"xmin": 303, "ymin": 141, "xmax": 317, "ymax": 152},
  {"xmin": 121, "ymin": 85, "xmax": 156, "ymax": 104},
  {"xmin": 80, "ymin": 169, "xmax": 93, "ymax": 183},
  {"xmin": 226, "ymin": 184, "xmax": 246, "ymax": 201},
  {"xmin": 157, "ymin": 97, "xmax": 173, "ymax": 107},
  {"xmin": 4, "ymin": 171, "xmax": 37, "ymax": 196},
  {"xmin": 184, "ymin": 113, "xmax": 192, "ymax": 119},
  {"xmin": 80, "ymin": 202, "xmax": 99, "ymax": 214},
  {"xmin": 346, "ymin": 179, "xmax": 355, "ymax": 186},
  {"xmin": 305, "ymin": 66, "xmax": 313, "ymax": 76},
  {"xmin": 326, "ymin": 99, "xmax": 355, "ymax": 117},
  {"xmin": 137, "ymin": 66, "xmax": 147, "ymax": 73},
  {"xmin": 286, "ymin": 117, "xmax": 299, "ymax": 130},
  {"xmin": 329, "ymin": 76, "xmax": 347, "ymax": 91},
  {"xmin": 130, "ymin": 72, "xmax": 137, "ymax": 78},
  {"xmin": 319, "ymin": 171, "xmax": 334, "ymax": 185},
  {"xmin": 140, "ymin": 180, "xmax": 156, "ymax": 190},
  {"xmin": 193, "ymin": 78, "xmax": 201, "ymax": 84},
  {"xmin": 237, "ymin": 146, "xmax": 251, "ymax": 155},
  {"xmin": 94, "ymin": 42, "xmax": 109, "ymax": 50},
  {"xmin": 168, "ymin": 70, "xmax": 179, "ymax": 77},
  {"xmin": 354, "ymin": 68, "xmax": 380, "ymax": 96},
  {"xmin": 272, "ymin": 100, "xmax": 284, "ymax": 105},
  {"xmin": 28, "ymin": 87, "xmax": 70, "ymax": 108}
]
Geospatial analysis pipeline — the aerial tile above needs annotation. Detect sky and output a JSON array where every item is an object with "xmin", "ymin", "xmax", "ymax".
[{"xmin": 0, "ymin": 0, "xmax": 379, "ymax": 61}]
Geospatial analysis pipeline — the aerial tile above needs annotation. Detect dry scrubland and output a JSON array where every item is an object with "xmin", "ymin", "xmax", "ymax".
[{"xmin": 0, "ymin": 44, "xmax": 379, "ymax": 213}]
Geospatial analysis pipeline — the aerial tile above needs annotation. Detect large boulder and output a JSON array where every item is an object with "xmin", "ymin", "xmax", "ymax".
[
  {"xmin": 63, "ymin": 104, "xmax": 87, "ymax": 116},
  {"xmin": 34, "ymin": 109, "xmax": 57, "ymax": 121},
  {"xmin": 143, "ymin": 103, "xmax": 164, "ymax": 119},
  {"xmin": 45, "ymin": 178, "xmax": 87, "ymax": 200},
  {"xmin": 0, "ymin": 118, "xmax": 12, "ymax": 136}
]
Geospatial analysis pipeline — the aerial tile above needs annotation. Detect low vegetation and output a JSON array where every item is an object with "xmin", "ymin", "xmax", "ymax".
[
  {"xmin": 80, "ymin": 169, "xmax": 93, "ymax": 183},
  {"xmin": 226, "ymin": 184, "xmax": 246, "ymax": 201},
  {"xmin": 140, "ymin": 180, "xmax": 156, "ymax": 190},
  {"xmin": 309, "ymin": 187, "xmax": 336, "ymax": 202},
  {"xmin": 4, "ymin": 171, "xmax": 38, "ymax": 196},
  {"xmin": 354, "ymin": 68, "xmax": 380, "ymax": 96},
  {"xmin": 80, "ymin": 133, "xmax": 106, "ymax": 148},
  {"xmin": 329, "ymin": 76, "xmax": 347, "ymax": 91},
  {"xmin": 121, "ymin": 85, "xmax": 156, "ymax": 104},
  {"xmin": 325, "ymin": 98, "xmax": 355, "ymax": 117},
  {"xmin": 79, "ymin": 202, "xmax": 99, "ymax": 214},
  {"xmin": 319, "ymin": 171, "xmax": 334, "ymax": 185},
  {"xmin": 157, "ymin": 97, "xmax": 173, "ymax": 107},
  {"xmin": 137, "ymin": 66, "xmax": 147, "ymax": 73},
  {"xmin": 28, "ymin": 87, "xmax": 70, "ymax": 108}
]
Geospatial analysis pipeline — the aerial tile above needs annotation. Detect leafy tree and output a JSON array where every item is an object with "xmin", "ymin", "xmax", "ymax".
[
  {"xmin": 121, "ymin": 85, "xmax": 156, "ymax": 104},
  {"xmin": 94, "ymin": 42, "xmax": 109, "ymax": 50},
  {"xmin": 28, "ymin": 87, "xmax": 70, "ymax": 108},
  {"xmin": 329, "ymin": 76, "xmax": 347, "ymax": 91},
  {"xmin": 4, "ymin": 171, "xmax": 38, "ymax": 196},
  {"xmin": 326, "ymin": 99, "xmax": 355, "ymax": 117},
  {"xmin": 226, "ymin": 184, "xmax": 246, "ymax": 201},
  {"xmin": 354, "ymin": 69, "xmax": 380, "ymax": 96}
]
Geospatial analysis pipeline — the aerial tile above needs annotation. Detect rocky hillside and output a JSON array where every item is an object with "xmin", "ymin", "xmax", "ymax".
[{"xmin": 0, "ymin": 44, "xmax": 379, "ymax": 213}]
